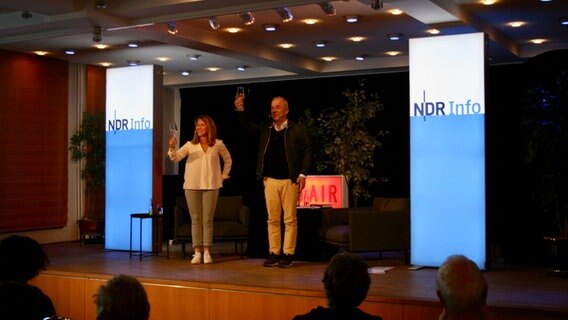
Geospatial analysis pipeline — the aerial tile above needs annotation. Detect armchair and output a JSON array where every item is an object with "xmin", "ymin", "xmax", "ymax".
[
  {"xmin": 320, "ymin": 197, "xmax": 410, "ymax": 262},
  {"xmin": 168, "ymin": 196, "xmax": 250, "ymax": 259}
]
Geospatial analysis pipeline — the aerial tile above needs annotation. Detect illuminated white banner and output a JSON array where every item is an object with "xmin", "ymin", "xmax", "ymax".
[
  {"xmin": 410, "ymin": 33, "xmax": 486, "ymax": 269},
  {"xmin": 105, "ymin": 65, "xmax": 155, "ymax": 251}
]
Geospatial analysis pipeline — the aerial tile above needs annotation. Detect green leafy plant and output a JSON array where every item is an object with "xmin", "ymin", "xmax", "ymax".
[
  {"xmin": 69, "ymin": 111, "xmax": 106, "ymax": 190},
  {"xmin": 520, "ymin": 70, "xmax": 568, "ymax": 238},
  {"xmin": 304, "ymin": 80, "xmax": 386, "ymax": 207}
]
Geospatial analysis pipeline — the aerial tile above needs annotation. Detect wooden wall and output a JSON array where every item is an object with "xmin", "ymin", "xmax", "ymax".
[{"xmin": 32, "ymin": 271, "xmax": 565, "ymax": 320}]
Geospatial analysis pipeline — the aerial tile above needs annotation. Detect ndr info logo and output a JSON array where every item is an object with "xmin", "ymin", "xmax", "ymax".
[
  {"xmin": 107, "ymin": 109, "xmax": 152, "ymax": 133},
  {"xmin": 411, "ymin": 90, "xmax": 483, "ymax": 120}
]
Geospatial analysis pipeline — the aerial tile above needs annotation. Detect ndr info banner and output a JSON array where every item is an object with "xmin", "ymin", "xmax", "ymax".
[{"xmin": 409, "ymin": 33, "xmax": 486, "ymax": 269}]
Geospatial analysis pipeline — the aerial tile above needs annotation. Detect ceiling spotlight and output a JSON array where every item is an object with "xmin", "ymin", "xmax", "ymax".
[
  {"xmin": 263, "ymin": 24, "xmax": 278, "ymax": 32},
  {"xmin": 355, "ymin": 55, "xmax": 367, "ymax": 61},
  {"xmin": 314, "ymin": 40, "xmax": 328, "ymax": 48},
  {"xmin": 180, "ymin": 70, "xmax": 191, "ymax": 76},
  {"xmin": 239, "ymin": 12, "xmax": 255, "ymax": 26},
  {"xmin": 127, "ymin": 60, "xmax": 140, "ymax": 66},
  {"xmin": 318, "ymin": 2, "xmax": 336, "ymax": 16},
  {"xmin": 95, "ymin": 0, "xmax": 108, "ymax": 9},
  {"xmin": 188, "ymin": 54, "xmax": 201, "ymax": 61},
  {"xmin": 92, "ymin": 26, "xmax": 102, "ymax": 42},
  {"xmin": 64, "ymin": 49, "xmax": 75, "ymax": 55},
  {"xmin": 167, "ymin": 21, "xmax": 178, "ymax": 34},
  {"xmin": 127, "ymin": 42, "xmax": 139, "ymax": 48},
  {"xmin": 561, "ymin": 17, "xmax": 568, "ymax": 26},
  {"xmin": 345, "ymin": 15, "xmax": 359, "ymax": 23},
  {"xmin": 275, "ymin": 7, "xmax": 293, "ymax": 23},
  {"xmin": 371, "ymin": 0, "xmax": 383, "ymax": 10},
  {"xmin": 21, "ymin": 10, "xmax": 32, "ymax": 19},
  {"xmin": 388, "ymin": 33, "xmax": 402, "ymax": 41},
  {"xmin": 208, "ymin": 16, "xmax": 220, "ymax": 30},
  {"xmin": 236, "ymin": 65, "xmax": 248, "ymax": 71}
]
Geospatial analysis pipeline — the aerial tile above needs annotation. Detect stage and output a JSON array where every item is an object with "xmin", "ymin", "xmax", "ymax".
[{"xmin": 32, "ymin": 241, "xmax": 568, "ymax": 320}]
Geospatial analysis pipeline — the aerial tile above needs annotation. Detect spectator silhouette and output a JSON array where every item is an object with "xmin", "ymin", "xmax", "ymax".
[
  {"xmin": 94, "ymin": 274, "xmax": 150, "ymax": 320},
  {"xmin": 293, "ymin": 252, "xmax": 383, "ymax": 320},
  {"xmin": 436, "ymin": 255, "xmax": 489, "ymax": 320},
  {"xmin": 0, "ymin": 235, "xmax": 56, "ymax": 319}
]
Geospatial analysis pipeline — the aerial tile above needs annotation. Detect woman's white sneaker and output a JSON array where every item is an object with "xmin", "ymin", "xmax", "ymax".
[
  {"xmin": 204, "ymin": 251, "xmax": 213, "ymax": 264},
  {"xmin": 191, "ymin": 252, "xmax": 202, "ymax": 264}
]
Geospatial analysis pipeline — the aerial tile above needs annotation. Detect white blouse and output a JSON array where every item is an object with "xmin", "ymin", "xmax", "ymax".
[{"xmin": 168, "ymin": 140, "xmax": 232, "ymax": 190}]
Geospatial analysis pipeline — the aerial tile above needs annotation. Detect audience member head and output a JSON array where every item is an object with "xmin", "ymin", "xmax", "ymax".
[
  {"xmin": 95, "ymin": 274, "xmax": 150, "ymax": 320},
  {"xmin": 322, "ymin": 252, "xmax": 371, "ymax": 311},
  {"xmin": 0, "ymin": 235, "xmax": 49, "ymax": 283},
  {"xmin": 0, "ymin": 280, "xmax": 56, "ymax": 319},
  {"xmin": 436, "ymin": 255, "xmax": 488, "ymax": 320}
]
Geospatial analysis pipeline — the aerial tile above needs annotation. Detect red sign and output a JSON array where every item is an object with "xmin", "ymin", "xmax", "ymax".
[{"xmin": 298, "ymin": 175, "xmax": 348, "ymax": 208}]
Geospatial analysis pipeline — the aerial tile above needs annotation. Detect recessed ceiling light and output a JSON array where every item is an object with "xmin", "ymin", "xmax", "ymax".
[
  {"xmin": 100, "ymin": 62, "xmax": 112, "ymax": 67},
  {"xmin": 94, "ymin": 44, "xmax": 108, "ymax": 49},
  {"xmin": 302, "ymin": 19, "xmax": 319, "ymax": 25},
  {"xmin": 389, "ymin": 9, "xmax": 403, "ymax": 15},
  {"xmin": 207, "ymin": 67, "xmax": 220, "ymax": 72},
  {"xmin": 225, "ymin": 27, "xmax": 241, "ymax": 33},
  {"xmin": 386, "ymin": 51, "xmax": 401, "ymax": 56},
  {"xmin": 128, "ymin": 42, "xmax": 139, "ymax": 48},
  {"xmin": 345, "ymin": 16, "xmax": 359, "ymax": 23},
  {"xmin": 127, "ymin": 60, "xmax": 140, "ymax": 66},
  {"xmin": 531, "ymin": 39, "xmax": 546, "ymax": 44},
  {"xmin": 560, "ymin": 17, "xmax": 568, "ymax": 26},
  {"xmin": 508, "ymin": 21, "xmax": 524, "ymax": 28},
  {"xmin": 64, "ymin": 49, "xmax": 75, "ymax": 55},
  {"xmin": 33, "ymin": 51, "xmax": 48, "ymax": 56},
  {"xmin": 180, "ymin": 70, "xmax": 191, "ymax": 76},
  {"xmin": 388, "ymin": 33, "xmax": 402, "ymax": 41},
  {"xmin": 156, "ymin": 57, "xmax": 169, "ymax": 62},
  {"xmin": 188, "ymin": 54, "xmax": 201, "ymax": 61},
  {"xmin": 349, "ymin": 36, "xmax": 365, "ymax": 42},
  {"xmin": 481, "ymin": 0, "xmax": 496, "ymax": 5},
  {"xmin": 314, "ymin": 40, "xmax": 328, "ymax": 48},
  {"xmin": 263, "ymin": 24, "xmax": 278, "ymax": 32},
  {"xmin": 540, "ymin": 0, "xmax": 552, "ymax": 2},
  {"xmin": 279, "ymin": 43, "xmax": 294, "ymax": 49},
  {"xmin": 236, "ymin": 65, "xmax": 248, "ymax": 71},
  {"xmin": 355, "ymin": 55, "xmax": 366, "ymax": 61},
  {"xmin": 321, "ymin": 56, "xmax": 336, "ymax": 62},
  {"xmin": 427, "ymin": 29, "xmax": 440, "ymax": 35}
]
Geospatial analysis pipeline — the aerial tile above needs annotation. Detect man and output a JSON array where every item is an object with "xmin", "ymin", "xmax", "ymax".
[
  {"xmin": 436, "ymin": 255, "xmax": 489, "ymax": 320},
  {"xmin": 235, "ymin": 95, "xmax": 311, "ymax": 268},
  {"xmin": 293, "ymin": 252, "xmax": 383, "ymax": 319}
]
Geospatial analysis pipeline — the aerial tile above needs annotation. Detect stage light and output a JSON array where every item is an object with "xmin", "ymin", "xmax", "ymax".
[
  {"xmin": 209, "ymin": 16, "xmax": 220, "ymax": 30},
  {"xmin": 318, "ymin": 2, "xmax": 336, "ymax": 16},
  {"xmin": 167, "ymin": 21, "xmax": 178, "ymax": 34},
  {"xmin": 275, "ymin": 7, "xmax": 293, "ymax": 23},
  {"xmin": 92, "ymin": 26, "xmax": 102, "ymax": 42},
  {"xmin": 239, "ymin": 12, "xmax": 255, "ymax": 25},
  {"xmin": 371, "ymin": 0, "xmax": 383, "ymax": 10}
]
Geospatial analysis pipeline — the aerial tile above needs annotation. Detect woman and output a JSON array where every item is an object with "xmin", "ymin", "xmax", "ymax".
[{"xmin": 168, "ymin": 115, "xmax": 232, "ymax": 264}]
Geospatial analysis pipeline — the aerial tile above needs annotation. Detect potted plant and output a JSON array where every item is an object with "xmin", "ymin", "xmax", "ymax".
[
  {"xmin": 520, "ymin": 68, "xmax": 568, "ymax": 273},
  {"xmin": 69, "ymin": 111, "xmax": 106, "ymax": 242},
  {"xmin": 301, "ymin": 80, "xmax": 387, "ymax": 207}
]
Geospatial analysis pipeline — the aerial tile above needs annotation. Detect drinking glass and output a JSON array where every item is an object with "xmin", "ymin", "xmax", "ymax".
[
  {"xmin": 168, "ymin": 122, "xmax": 178, "ymax": 137},
  {"xmin": 235, "ymin": 86, "xmax": 245, "ymax": 99}
]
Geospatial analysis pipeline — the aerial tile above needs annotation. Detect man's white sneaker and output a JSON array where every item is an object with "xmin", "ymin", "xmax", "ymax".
[
  {"xmin": 191, "ymin": 252, "xmax": 202, "ymax": 264},
  {"xmin": 204, "ymin": 251, "xmax": 213, "ymax": 264}
]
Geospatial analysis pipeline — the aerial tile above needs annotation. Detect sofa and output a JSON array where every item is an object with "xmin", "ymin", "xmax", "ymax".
[
  {"xmin": 319, "ymin": 197, "xmax": 410, "ymax": 262},
  {"xmin": 168, "ymin": 195, "xmax": 250, "ymax": 258}
]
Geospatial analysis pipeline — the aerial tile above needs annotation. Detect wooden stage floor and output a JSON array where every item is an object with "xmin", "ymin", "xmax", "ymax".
[{"xmin": 37, "ymin": 241, "xmax": 568, "ymax": 320}]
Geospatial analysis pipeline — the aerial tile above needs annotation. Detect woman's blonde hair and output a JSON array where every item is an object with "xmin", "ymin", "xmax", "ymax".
[{"xmin": 191, "ymin": 114, "xmax": 217, "ymax": 146}]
